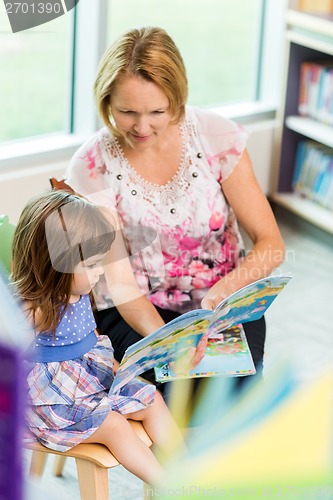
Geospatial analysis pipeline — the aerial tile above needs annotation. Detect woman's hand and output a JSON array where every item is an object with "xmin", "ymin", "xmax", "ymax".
[
  {"xmin": 201, "ymin": 278, "xmax": 234, "ymax": 311},
  {"xmin": 113, "ymin": 359, "xmax": 120, "ymax": 375}
]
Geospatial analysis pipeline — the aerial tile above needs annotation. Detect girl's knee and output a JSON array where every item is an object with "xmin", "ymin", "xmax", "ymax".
[
  {"xmin": 152, "ymin": 390, "xmax": 170, "ymax": 414},
  {"xmin": 104, "ymin": 410, "xmax": 130, "ymax": 431}
]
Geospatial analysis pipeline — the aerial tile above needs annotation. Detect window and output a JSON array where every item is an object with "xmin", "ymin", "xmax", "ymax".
[
  {"xmin": 0, "ymin": 3, "xmax": 73, "ymax": 143},
  {"xmin": 107, "ymin": 0, "xmax": 263, "ymax": 107},
  {"xmin": 0, "ymin": 0, "xmax": 286, "ymax": 162}
]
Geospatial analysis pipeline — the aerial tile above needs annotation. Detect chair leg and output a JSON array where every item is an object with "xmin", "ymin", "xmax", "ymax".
[
  {"xmin": 52, "ymin": 455, "xmax": 67, "ymax": 477},
  {"xmin": 29, "ymin": 450, "xmax": 48, "ymax": 477},
  {"xmin": 75, "ymin": 457, "xmax": 109, "ymax": 500}
]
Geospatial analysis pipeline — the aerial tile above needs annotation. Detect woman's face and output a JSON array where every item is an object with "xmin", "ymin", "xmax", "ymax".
[{"xmin": 110, "ymin": 75, "xmax": 174, "ymax": 150}]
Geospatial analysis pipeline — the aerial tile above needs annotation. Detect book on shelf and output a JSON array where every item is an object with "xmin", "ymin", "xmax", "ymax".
[
  {"xmin": 292, "ymin": 140, "xmax": 333, "ymax": 209},
  {"xmin": 111, "ymin": 275, "xmax": 292, "ymax": 392},
  {"xmin": 297, "ymin": 0, "xmax": 333, "ymax": 13},
  {"xmin": 298, "ymin": 60, "xmax": 333, "ymax": 126}
]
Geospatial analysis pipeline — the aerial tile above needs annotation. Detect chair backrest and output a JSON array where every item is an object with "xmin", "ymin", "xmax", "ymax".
[
  {"xmin": 49, "ymin": 177, "xmax": 74, "ymax": 193},
  {"xmin": 0, "ymin": 215, "xmax": 15, "ymax": 275}
]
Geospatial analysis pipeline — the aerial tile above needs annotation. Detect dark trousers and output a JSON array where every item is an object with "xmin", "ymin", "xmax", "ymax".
[{"xmin": 95, "ymin": 306, "xmax": 266, "ymax": 394}]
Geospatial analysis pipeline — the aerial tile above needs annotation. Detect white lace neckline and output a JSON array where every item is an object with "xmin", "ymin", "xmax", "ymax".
[
  {"xmin": 102, "ymin": 116, "xmax": 202, "ymax": 209},
  {"xmin": 113, "ymin": 120, "xmax": 190, "ymax": 190}
]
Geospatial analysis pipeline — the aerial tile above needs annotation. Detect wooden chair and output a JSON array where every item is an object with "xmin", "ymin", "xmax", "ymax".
[
  {"xmin": 49, "ymin": 176, "xmax": 74, "ymax": 193},
  {"xmin": 25, "ymin": 420, "xmax": 153, "ymax": 500}
]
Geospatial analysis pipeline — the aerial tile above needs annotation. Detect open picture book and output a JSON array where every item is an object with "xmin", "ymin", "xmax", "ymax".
[{"xmin": 111, "ymin": 274, "xmax": 292, "ymax": 393}]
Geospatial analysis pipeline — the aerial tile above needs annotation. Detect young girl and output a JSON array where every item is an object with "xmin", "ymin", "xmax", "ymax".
[{"xmin": 11, "ymin": 190, "xmax": 183, "ymax": 485}]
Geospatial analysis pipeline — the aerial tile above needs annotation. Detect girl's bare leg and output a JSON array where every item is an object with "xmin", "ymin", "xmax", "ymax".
[
  {"xmin": 125, "ymin": 391, "xmax": 186, "ymax": 458},
  {"xmin": 83, "ymin": 410, "xmax": 163, "ymax": 485}
]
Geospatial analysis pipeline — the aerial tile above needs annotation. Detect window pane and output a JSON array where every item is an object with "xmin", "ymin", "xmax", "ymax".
[
  {"xmin": 0, "ymin": 7, "xmax": 72, "ymax": 143},
  {"xmin": 107, "ymin": 0, "xmax": 263, "ymax": 107}
]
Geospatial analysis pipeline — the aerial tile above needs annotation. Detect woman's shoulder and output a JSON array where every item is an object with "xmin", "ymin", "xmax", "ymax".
[
  {"xmin": 65, "ymin": 127, "xmax": 115, "ymax": 185},
  {"xmin": 184, "ymin": 105, "xmax": 250, "ymax": 179},
  {"xmin": 185, "ymin": 105, "xmax": 247, "ymax": 136},
  {"xmin": 185, "ymin": 105, "xmax": 249, "ymax": 155}
]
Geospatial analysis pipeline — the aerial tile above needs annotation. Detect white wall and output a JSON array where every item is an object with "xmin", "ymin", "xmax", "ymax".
[
  {"xmin": 246, "ymin": 119, "xmax": 278, "ymax": 194},
  {"xmin": 0, "ymin": 161, "xmax": 66, "ymax": 224},
  {"xmin": 0, "ymin": 120, "xmax": 278, "ymax": 225}
]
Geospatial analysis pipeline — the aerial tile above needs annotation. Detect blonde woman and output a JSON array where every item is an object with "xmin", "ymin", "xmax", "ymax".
[{"xmin": 65, "ymin": 26, "xmax": 285, "ymax": 387}]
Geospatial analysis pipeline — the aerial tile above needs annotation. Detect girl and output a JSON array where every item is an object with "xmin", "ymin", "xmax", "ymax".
[{"xmin": 11, "ymin": 190, "xmax": 184, "ymax": 485}]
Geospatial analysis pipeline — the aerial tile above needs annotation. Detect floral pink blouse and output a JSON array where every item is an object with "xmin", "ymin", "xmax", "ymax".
[{"xmin": 65, "ymin": 106, "xmax": 249, "ymax": 313}]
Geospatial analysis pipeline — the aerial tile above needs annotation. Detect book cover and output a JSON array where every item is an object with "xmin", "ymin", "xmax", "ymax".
[{"xmin": 111, "ymin": 275, "xmax": 292, "ymax": 392}]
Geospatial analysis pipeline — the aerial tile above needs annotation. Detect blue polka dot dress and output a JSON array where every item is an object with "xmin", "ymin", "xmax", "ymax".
[{"xmin": 26, "ymin": 295, "xmax": 155, "ymax": 452}]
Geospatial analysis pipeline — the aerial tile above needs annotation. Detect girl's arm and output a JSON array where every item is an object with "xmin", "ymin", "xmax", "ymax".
[{"xmin": 201, "ymin": 149, "xmax": 285, "ymax": 310}]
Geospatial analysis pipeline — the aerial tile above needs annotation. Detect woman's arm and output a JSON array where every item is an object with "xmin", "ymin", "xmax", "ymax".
[
  {"xmin": 100, "ymin": 208, "xmax": 165, "ymax": 337},
  {"xmin": 201, "ymin": 149, "xmax": 285, "ymax": 310},
  {"xmin": 116, "ymin": 296, "xmax": 165, "ymax": 337},
  {"xmin": 65, "ymin": 140, "xmax": 166, "ymax": 337}
]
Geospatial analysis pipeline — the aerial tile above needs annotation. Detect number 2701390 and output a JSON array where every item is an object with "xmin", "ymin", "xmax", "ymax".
[{"xmin": 5, "ymin": 3, "xmax": 62, "ymax": 15}]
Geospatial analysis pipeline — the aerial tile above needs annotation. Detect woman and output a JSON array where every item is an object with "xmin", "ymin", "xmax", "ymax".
[{"xmin": 65, "ymin": 26, "xmax": 285, "ymax": 386}]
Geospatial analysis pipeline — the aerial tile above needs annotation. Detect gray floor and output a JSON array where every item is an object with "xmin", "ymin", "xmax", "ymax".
[
  {"xmin": 25, "ymin": 207, "xmax": 333, "ymax": 499},
  {"xmin": 264, "ymin": 208, "xmax": 333, "ymax": 384}
]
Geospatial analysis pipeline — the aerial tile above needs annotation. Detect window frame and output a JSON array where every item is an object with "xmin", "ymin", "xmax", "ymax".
[{"xmin": 0, "ymin": 0, "xmax": 287, "ymax": 171}]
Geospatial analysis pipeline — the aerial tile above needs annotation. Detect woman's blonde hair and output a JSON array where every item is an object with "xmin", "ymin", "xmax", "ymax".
[
  {"xmin": 11, "ymin": 190, "xmax": 115, "ymax": 334},
  {"xmin": 94, "ymin": 26, "xmax": 188, "ymax": 134}
]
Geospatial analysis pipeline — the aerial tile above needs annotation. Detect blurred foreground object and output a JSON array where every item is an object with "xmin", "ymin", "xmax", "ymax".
[
  {"xmin": 0, "ymin": 273, "xmax": 31, "ymax": 499},
  {"xmin": 156, "ymin": 367, "xmax": 333, "ymax": 499}
]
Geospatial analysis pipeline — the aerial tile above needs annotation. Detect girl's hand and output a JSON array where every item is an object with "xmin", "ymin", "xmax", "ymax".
[
  {"xmin": 113, "ymin": 359, "xmax": 120, "ymax": 375},
  {"xmin": 171, "ymin": 334, "xmax": 209, "ymax": 375},
  {"xmin": 192, "ymin": 334, "xmax": 209, "ymax": 368}
]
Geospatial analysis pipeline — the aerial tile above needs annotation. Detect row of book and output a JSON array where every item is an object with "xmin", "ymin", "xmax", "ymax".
[
  {"xmin": 292, "ymin": 140, "xmax": 333, "ymax": 210},
  {"xmin": 298, "ymin": 60, "xmax": 333, "ymax": 126}
]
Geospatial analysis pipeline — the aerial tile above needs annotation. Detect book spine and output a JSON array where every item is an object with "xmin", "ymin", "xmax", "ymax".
[
  {"xmin": 298, "ymin": 61, "xmax": 333, "ymax": 126},
  {"xmin": 293, "ymin": 140, "xmax": 333, "ymax": 209},
  {"xmin": 292, "ymin": 141, "xmax": 306, "ymax": 190},
  {"xmin": 298, "ymin": 62, "xmax": 311, "ymax": 117}
]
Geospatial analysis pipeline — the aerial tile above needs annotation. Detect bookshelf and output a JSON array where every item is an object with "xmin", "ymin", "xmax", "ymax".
[{"xmin": 272, "ymin": 7, "xmax": 333, "ymax": 234}]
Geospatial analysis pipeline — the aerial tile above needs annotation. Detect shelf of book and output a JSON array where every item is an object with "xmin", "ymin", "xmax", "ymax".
[
  {"xmin": 270, "ymin": 191, "xmax": 333, "ymax": 234},
  {"xmin": 272, "ymin": 7, "xmax": 333, "ymax": 234},
  {"xmin": 285, "ymin": 116, "xmax": 333, "ymax": 147},
  {"xmin": 287, "ymin": 29, "xmax": 333, "ymax": 54}
]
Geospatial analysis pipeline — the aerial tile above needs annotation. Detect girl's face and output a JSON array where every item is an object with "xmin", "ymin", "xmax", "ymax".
[
  {"xmin": 110, "ymin": 75, "xmax": 174, "ymax": 150},
  {"xmin": 71, "ymin": 254, "xmax": 107, "ymax": 299}
]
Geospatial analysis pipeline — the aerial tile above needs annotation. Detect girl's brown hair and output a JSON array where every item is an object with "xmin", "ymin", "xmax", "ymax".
[
  {"xmin": 94, "ymin": 26, "xmax": 188, "ymax": 135},
  {"xmin": 11, "ymin": 191, "xmax": 115, "ymax": 334}
]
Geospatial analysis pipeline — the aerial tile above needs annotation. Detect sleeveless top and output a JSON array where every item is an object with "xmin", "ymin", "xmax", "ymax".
[
  {"xmin": 31, "ymin": 294, "xmax": 97, "ymax": 362},
  {"xmin": 65, "ymin": 106, "xmax": 249, "ymax": 313}
]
